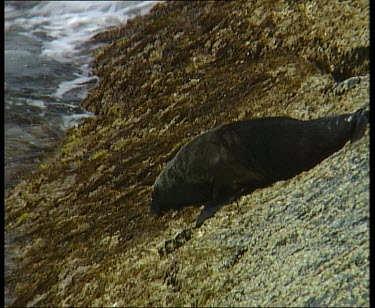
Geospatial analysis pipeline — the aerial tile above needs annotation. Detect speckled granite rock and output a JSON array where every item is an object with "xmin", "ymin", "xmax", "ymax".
[{"xmin": 5, "ymin": 0, "xmax": 369, "ymax": 307}]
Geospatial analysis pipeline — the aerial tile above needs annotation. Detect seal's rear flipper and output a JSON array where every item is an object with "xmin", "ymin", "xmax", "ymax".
[
  {"xmin": 195, "ymin": 203, "xmax": 223, "ymax": 228},
  {"xmin": 349, "ymin": 108, "xmax": 369, "ymax": 143}
]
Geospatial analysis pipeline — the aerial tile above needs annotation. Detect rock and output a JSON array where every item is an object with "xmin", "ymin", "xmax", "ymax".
[{"xmin": 5, "ymin": 0, "xmax": 369, "ymax": 306}]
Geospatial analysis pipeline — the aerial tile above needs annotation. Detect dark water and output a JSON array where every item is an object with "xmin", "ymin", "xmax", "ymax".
[
  {"xmin": 4, "ymin": 1, "xmax": 157, "ymax": 191},
  {"xmin": 4, "ymin": 1, "xmax": 158, "ymax": 305}
]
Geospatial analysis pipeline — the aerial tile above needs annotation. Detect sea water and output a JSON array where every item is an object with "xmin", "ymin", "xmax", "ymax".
[
  {"xmin": 4, "ymin": 0, "xmax": 158, "ymax": 191},
  {"xmin": 4, "ymin": 1, "xmax": 158, "ymax": 305}
]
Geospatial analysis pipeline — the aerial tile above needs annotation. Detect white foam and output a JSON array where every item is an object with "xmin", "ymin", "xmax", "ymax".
[
  {"xmin": 61, "ymin": 112, "xmax": 96, "ymax": 130},
  {"xmin": 26, "ymin": 99, "xmax": 46, "ymax": 109},
  {"xmin": 5, "ymin": 1, "xmax": 159, "ymax": 139},
  {"xmin": 6, "ymin": 1, "xmax": 159, "ymax": 62},
  {"xmin": 54, "ymin": 75, "xmax": 98, "ymax": 99}
]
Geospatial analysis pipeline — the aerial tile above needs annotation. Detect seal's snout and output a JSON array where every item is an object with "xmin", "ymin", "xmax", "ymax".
[
  {"xmin": 150, "ymin": 202, "xmax": 162, "ymax": 216},
  {"xmin": 150, "ymin": 188, "xmax": 164, "ymax": 216},
  {"xmin": 150, "ymin": 196, "xmax": 159, "ymax": 215}
]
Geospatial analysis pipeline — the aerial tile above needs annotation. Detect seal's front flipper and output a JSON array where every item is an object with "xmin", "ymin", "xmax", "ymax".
[
  {"xmin": 195, "ymin": 164, "xmax": 262, "ymax": 227},
  {"xmin": 195, "ymin": 203, "xmax": 222, "ymax": 228}
]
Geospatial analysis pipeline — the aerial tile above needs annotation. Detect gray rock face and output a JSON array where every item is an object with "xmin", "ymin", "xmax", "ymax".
[{"xmin": 5, "ymin": 0, "xmax": 369, "ymax": 306}]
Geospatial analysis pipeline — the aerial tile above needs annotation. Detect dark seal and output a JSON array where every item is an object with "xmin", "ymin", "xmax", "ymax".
[{"xmin": 151, "ymin": 109, "xmax": 369, "ymax": 227}]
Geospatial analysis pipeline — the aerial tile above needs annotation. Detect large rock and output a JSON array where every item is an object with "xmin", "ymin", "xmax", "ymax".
[{"xmin": 6, "ymin": 0, "xmax": 369, "ymax": 306}]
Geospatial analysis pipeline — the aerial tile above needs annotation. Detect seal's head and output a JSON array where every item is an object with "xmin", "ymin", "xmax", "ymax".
[
  {"xmin": 150, "ymin": 182, "xmax": 185, "ymax": 216},
  {"xmin": 150, "ymin": 183, "xmax": 177, "ymax": 216}
]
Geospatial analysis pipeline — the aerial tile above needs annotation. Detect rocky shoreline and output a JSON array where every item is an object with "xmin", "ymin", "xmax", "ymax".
[{"xmin": 6, "ymin": 1, "xmax": 369, "ymax": 306}]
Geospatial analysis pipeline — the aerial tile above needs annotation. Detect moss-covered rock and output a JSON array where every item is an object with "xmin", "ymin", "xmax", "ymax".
[{"xmin": 6, "ymin": 0, "xmax": 369, "ymax": 306}]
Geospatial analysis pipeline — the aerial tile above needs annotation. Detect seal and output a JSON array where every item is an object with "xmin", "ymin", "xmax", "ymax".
[{"xmin": 150, "ymin": 108, "xmax": 369, "ymax": 227}]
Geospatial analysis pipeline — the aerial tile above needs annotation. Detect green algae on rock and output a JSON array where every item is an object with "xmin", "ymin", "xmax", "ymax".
[{"xmin": 5, "ymin": 0, "xmax": 369, "ymax": 307}]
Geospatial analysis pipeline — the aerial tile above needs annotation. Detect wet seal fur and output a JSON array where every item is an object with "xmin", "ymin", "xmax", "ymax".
[{"xmin": 151, "ymin": 109, "xmax": 369, "ymax": 227}]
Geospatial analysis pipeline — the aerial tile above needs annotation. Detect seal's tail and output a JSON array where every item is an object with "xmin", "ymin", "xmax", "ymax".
[{"xmin": 349, "ymin": 108, "xmax": 369, "ymax": 143}]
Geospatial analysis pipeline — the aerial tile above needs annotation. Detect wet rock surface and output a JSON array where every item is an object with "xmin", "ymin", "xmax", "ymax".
[{"xmin": 5, "ymin": 0, "xmax": 369, "ymax": 306}]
